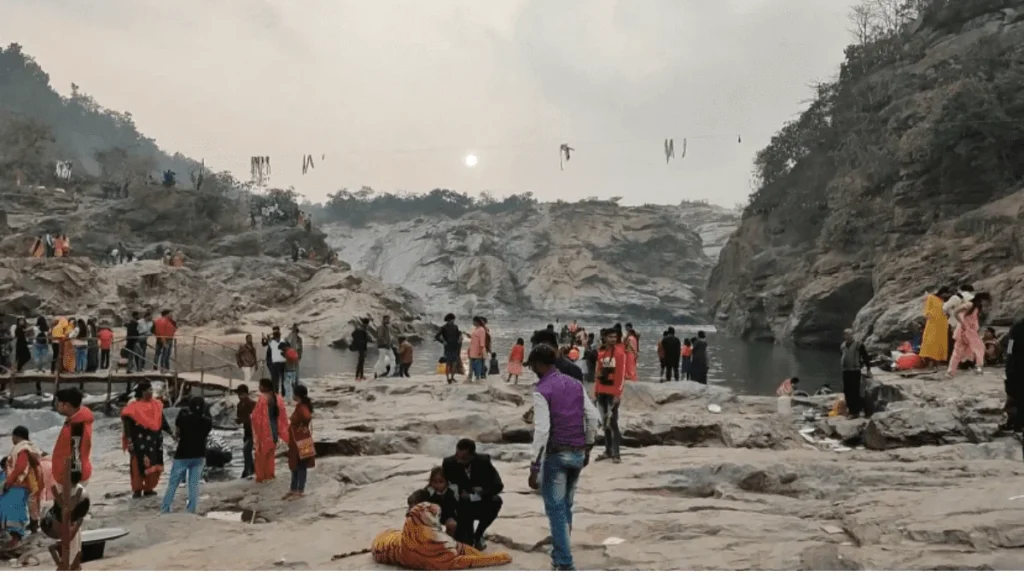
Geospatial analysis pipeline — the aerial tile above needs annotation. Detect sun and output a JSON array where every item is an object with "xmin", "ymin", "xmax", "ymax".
[{"xmin": 464, "ymin": 154, "xmax": 479, "ymax": 168}]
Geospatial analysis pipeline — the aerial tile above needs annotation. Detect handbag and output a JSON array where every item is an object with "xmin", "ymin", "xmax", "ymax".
[{"xmin": 295, "ymin": 426, "xmax": 316, "ymax": 460}]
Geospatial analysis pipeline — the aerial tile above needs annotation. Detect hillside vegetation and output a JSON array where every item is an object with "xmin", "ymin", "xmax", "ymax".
[{"xmin": 708, "ymin": 0, "xmax": 1024, "ymax": 348}]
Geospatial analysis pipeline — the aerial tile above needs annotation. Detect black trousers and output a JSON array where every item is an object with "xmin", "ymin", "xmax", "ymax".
[
  {"xmin": 664, "ymin": 358, "xmax": 679, "ymax": 381},
  {"xmin": 843, "ymin": 370, "xmax": 864, "ymax": 417},
  {"xmin": 51, "ymin": 343, "xmax": 60, "ymax": 373},
  {"xmin": 100, "ymin": 349, "xmax": 110, "ymax": 370},
  {"xmin": 355, "ymin": 350, "xmax": 367, "ymax": 379},
  {"xmin": 596, "ymin": 394, "xmax": 621, "ymax": 457},
  {"xmin": 455, "ymin": 496, "xmax": 502, "ymax": 545},
  {"xmin": 398, "ymin": 362, "xmax": 411, "ymax": 377}
]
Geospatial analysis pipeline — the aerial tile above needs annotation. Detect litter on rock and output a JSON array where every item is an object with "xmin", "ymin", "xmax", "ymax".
[
  {"xmin": 602, "ymin": 537, "xmax": 626, "ymax": 546},
  {"xmin": 707, "ymin": 404, "xmax": 722, "ymax": 414},
  {"xmin": 1009, "ymin": 495, "xmax": 1024, "ymax": 501},
  {"xmin": 820, "ymin": 525, "xmax": 845, "ymax": 535}
]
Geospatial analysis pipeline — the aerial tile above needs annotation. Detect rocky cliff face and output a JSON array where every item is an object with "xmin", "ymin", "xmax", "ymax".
[
  {"xmin": 324, "ymin": 202, "xmax": 739, "ymax": 322},
  {"xmin": 708, "ymin": 0, "xmax": 1024, "ymax": 348},
  {"xmin": 0, "ymin": 184, "xmax": 430, "ymax": 341}
]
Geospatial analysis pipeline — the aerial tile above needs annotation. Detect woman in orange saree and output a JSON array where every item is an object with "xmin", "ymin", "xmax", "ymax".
[
  {"xmin": 121, "ymin": 382, "xmax": 171, "ymax": 497},
  {"xmin": 252, "ymin": 378, "xmax": 289, "ymax": 483},
  {"xmin": 371, "ymin": 498, "xmax": 512, "ymax": 570}
]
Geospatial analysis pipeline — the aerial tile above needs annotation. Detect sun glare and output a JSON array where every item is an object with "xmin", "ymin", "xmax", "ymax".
[{"xmin": 464, "ymin": 154, "xmax": 479, "ymax": 168}]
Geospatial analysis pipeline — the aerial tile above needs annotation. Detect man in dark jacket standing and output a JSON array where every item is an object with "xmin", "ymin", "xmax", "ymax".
[
  {"xmin": 661, "ymin": 328, "xmax": 682, "ymax": 382},
  {"xmin": 350, "ymin": 319, "xmax": 369, "ymax": 381},
  {"xmin": 442, "ymin": 439, "xmax": 504, "ymax": 550}
]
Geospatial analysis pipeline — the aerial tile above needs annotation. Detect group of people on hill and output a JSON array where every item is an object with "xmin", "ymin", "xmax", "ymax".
[{"xmin": 27, "ymin": 234, "xmax": 71, "ymax": 258}]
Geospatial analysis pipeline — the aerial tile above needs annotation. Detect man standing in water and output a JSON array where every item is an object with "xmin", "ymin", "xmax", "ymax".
[
  {"xmin": 840, "ymin": 328, "xmax": 872, "ymax": 418},
  {"xmin": 351, "ymin": 319, "xmax": 370, "ymax": 381},
  {"xmin": 661, "ymin": 327, "xmax": 682, "ymax": 382},
  {"xmin": 527, "ymin": 344, "xmax": 601, "ymax": 571},
  {"xmin": 374, "ymin": 315, "xmax": 394, "ymax": 379},
  {"xmin": 435, "ymin": 314, "xmax": 461, "ymax": 384},
  {"xmin": 690, "ymin": 331, "xmax": 710, "ymax": 384}
]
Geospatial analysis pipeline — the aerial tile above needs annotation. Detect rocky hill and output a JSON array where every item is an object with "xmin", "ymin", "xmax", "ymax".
[
  {"xmin": 324, "ymin": 201, "xmax": 739, "ymax": 322},
  {"xmin": 708, "ymin": 0, "xmax": 1024, "ymax": 349},
  {"xmin": 0, "ymin": 183, "xmax": 430, "ymax": 342}
]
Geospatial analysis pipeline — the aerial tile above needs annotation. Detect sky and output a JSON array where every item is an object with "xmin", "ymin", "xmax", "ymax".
[{"xmin": 2, "ymin": 0, "xmax": 858, "ymax": 207}]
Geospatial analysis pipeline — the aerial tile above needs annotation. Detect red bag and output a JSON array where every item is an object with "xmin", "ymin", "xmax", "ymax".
[{"xmin": 285, "ymin": 348, "xmax": 299, "ymax": 363}]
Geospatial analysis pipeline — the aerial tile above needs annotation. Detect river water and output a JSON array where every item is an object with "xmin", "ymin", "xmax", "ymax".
[{"xmin": 292, "ymin": 318, "xmax": 840, "ymax": 397}]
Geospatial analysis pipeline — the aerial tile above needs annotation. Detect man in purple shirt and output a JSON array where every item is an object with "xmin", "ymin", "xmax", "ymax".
[{"xmin": 527, "ymin": 344, "xmax": 601, "ymax": 571}]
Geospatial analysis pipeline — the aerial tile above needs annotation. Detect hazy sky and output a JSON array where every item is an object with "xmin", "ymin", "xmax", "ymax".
[{"xmin": 3, "ymin": 0, "xmax": 857, "ymax": 207}]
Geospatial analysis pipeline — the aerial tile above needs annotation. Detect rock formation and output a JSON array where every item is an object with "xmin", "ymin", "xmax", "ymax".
[
  {"xmin": 708, "ymin": 0, "xmax": 1024, "ymax": 349},
  {"xmin": 325, "ymin": 201, "xmax": 738, "ymax": 322},
  {"xmin": 7, "ymin": 369, "xmax": 1023, "ymax": 570},
  {"xmin": 0, "ymin": 184, "xmax": 430, "ymax": 341}
]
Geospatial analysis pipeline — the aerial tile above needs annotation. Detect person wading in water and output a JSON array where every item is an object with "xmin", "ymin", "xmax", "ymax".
[{"xmin": 435, "ymin": 314, "xmax": 462, "ymax": 384}]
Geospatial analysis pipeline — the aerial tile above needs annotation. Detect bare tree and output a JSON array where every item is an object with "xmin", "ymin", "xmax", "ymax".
[{"xmin": 849, "ymin": 2, "xmax": 876, "ymax": 44}]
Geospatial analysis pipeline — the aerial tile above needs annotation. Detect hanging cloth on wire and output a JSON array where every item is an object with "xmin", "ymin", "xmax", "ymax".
[
  {"xmin": 664, "ymin": 139, "xmax": 674, "ymax": 164},
  {"xmin": 559, "ymin": 143, "xmax": 574, "ymax": 171},
  {"xmin": 250, "ymin": 156, "xmax": 272, "ymax": 184},
  {"xmin": 302, "ymin": 154, "xmax": 316, "ymax": 175}
]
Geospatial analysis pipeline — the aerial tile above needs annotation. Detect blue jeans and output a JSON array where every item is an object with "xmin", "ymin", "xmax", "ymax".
[
  {"xmin": 471, "ymin": 358, "xmax": 486, "ymax": 379},
  {"xmin": 541, "ymin": 450, "xmax": 585, "ymax": 570},
  {"xmin": 75, "ymin": 346, "xmax": 87, "ymax": 372},
  {"xmin": 290, "ymin": 461, "xmax": 308, "ymax": 493},
  {"xmin": 156, "ymin": 340, "xmax": 173, "ymax": 370},
  {"xmin": 242, "ymin": 437, "xmax": 254, "ymax": 478},
  {"xmin": 33, "ymin": 342, "xmax": 49, "ymax": 371},
  {"xmin": 161, "ymin": 458, "xmax": 205, "ymax": 513}
]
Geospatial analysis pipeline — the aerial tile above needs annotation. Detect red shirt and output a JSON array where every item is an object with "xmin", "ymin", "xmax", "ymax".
[
  {"xmin": 594, "ymin": 345, "xmax": 626, "ymax": 398},
  {"xmin": 97, "ymin": 328, "xmax": 114, "ymax": 351},
  {"xmin": 153, "ymin": 316, "xmax": 177, "ymax": 339}
]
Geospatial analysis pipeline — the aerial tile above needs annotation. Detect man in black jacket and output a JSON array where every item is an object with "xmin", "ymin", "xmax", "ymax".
[
  {"xmin": 350, "ymin": 319, "xmax": 369, "ymax": 381},
  {"xmin": 661, "ymin": 328, "xmax": 682, "ymax": 382},
  {"xmin": 531, "ymin": 328, "xmax": 583, "ymax": 381},
  {"xmin": 441, "ymin": 439, "xmax": 503, "ymax": 549}
]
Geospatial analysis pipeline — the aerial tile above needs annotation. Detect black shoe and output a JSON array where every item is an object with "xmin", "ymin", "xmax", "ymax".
[
  {"xmin": 474, "ymin": 537, "xmax": 487, "ymax": 550},
  {"xmin": 132, "ymin": 491, "xmax": 142, "ymax": 499},
  {"xmin": 143, "ymin": 490, "xmax": 158, "ymax": 497},
  {"xmin": 27, "ymin": 520, "xmax": 38, "ymax": 534}
]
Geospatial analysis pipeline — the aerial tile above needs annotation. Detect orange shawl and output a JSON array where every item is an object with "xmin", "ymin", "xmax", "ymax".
[
  {"xmin": 121, "ymin": 399, "xmax": 164, "ymax": 451},
  {"xmin": 252, "ymin": 393, "xmax": 289, "ymax": 456}
]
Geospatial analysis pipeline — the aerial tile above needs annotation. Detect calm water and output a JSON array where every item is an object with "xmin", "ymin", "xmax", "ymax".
[{"xmin": 282, "ymin": 319, "xmax": 840, "ymax": 397}]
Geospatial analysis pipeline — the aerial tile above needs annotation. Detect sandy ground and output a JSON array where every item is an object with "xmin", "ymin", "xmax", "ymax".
[{"xmin": 6, "ymin": 369, "xmax": 1024, "ymax": 570}]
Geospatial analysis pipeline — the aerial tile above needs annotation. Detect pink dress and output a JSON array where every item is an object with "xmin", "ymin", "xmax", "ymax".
[{"xmin": 948, "ymin": 307, "xmax": 984, "ymax": 375}]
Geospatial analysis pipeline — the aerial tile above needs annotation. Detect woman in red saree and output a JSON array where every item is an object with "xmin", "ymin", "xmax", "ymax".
[
  {"xmin": 624, "ymin": 328, "xmax": 639, "ymax": 381},
  {"xmin": 252, "ymin": 378, "xmax": 289, "ymax": 483},
  {"xmin": 285, "ymin": 384, "xmax": 315, "ymax": 500},
  {"xmin": 121, "ymin": 382, "xmax": 172, "ymax": 497}
]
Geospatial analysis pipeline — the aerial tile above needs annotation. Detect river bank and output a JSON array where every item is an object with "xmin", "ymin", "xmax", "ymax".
[{"xmin": 3, "ymin": 368, "xmax": 1022, "ymax": 570}]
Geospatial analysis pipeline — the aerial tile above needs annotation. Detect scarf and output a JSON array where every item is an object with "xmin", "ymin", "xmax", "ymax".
[{"xmin": 6, "ymin": 441, "xmax": 42, "ymax": 489}]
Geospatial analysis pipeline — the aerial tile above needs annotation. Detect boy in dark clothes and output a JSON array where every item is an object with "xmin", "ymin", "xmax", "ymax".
[{"xmin": 235, "ymin": 384, "xmax": 256, "ymax": 479}]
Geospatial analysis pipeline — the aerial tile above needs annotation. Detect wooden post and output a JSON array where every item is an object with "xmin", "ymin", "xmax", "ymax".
[
  {"xmin": 50, "ymin": 456, "xmax": 83, "ymax": 571},
  {"xmin": 189, "ymin": 336, "xmax": 196, "ymax": 372},
  {"xmin": 105, "ymin": 371, "xmax": 113, "ymax": 416}
]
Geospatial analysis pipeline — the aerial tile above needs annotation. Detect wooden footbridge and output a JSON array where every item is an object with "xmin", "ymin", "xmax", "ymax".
[{"xmin": 0, "ymin": 335, "xmax": 257, "ymax": 411}]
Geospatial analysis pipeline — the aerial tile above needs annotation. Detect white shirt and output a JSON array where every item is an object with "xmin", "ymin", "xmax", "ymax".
[
  {"xmin": 267, "ymin": 339, "xmax": 284, "ymax": 363},
  {"xmin": 942, "ymin": 295, "xmax": 963, "ymax": 328},
  {"xmin": 530, "ymin": 379, "xmax": 602, "ymax": 464}
]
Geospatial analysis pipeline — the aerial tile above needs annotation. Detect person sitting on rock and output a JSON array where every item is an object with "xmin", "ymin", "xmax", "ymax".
[
  {"xmin": 441, "ymin": 439, "xmax": 503, "ymax": 550},
  {"xmin": 408, "ymin": 467, "xmax": 460, "ymax": 537},
  {"xmin": 371, "ymin": 490, "xmax": 512, "ymax": 570}
]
